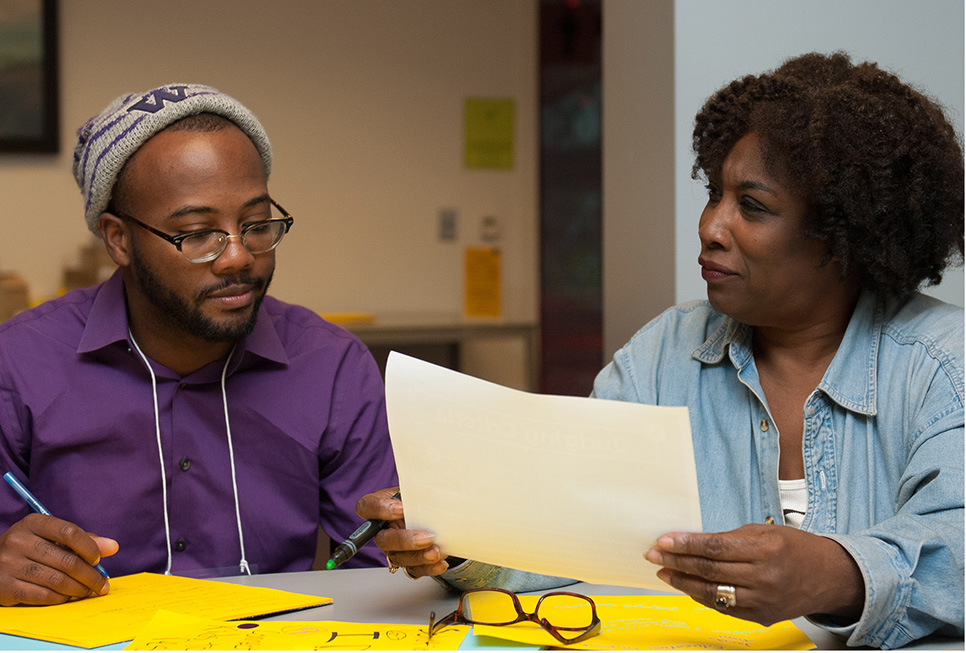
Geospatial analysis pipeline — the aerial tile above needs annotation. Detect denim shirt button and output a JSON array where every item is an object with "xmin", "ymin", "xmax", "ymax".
[
  {"xmin": 760, "ymin": 419, "xmax": 769, "ymax": 432},
  {"xmin": 764, "ymin": 516, "xmax": 775, "ymax": 525}
]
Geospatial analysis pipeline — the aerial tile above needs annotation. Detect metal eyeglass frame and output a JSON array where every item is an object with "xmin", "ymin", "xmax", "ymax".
[
  {"xmin": 428, "ymin": 587, "xmax": 601, "ymax": 645},
  {"xmin": 108, "ymin": 198, "xmax": 294, "ymax": 263}
]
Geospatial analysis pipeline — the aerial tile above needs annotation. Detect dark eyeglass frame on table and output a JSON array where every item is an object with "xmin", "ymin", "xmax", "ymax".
[
  {"xmin": 108, "ymin": 198, "xmax": 294, "ymax": 263},
  {"xmin": 428, "ymin": 587, "xmax": 602, "ymax": 645}
]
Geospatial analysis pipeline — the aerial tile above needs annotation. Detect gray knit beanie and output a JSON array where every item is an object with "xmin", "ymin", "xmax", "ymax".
[{"xmin": 73, "ymin": 83, "xmax": 272, "ymax": 236}]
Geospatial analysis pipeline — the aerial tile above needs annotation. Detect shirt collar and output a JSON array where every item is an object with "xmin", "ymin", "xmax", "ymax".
[
  {"xmin": 77, "ymin": 269, "xmax": 129, "ymax": 354},
  {"xmin": 691, "ymin": 315, "xmax": 748, "ymax": 366},
  {"xmin": 239, "ymin": 296, "xmax": 289, "ymax": 366},
  {"xmin": 691, "ymin": 290, "xmax": 880, "ymax": 416},
  {"xmin": 77, "ymin": 268, "xmax": 289, "ymax": 367},
  {"xmin": 816, "ymin": 290, "xmax": 879, "ymax": 416}
]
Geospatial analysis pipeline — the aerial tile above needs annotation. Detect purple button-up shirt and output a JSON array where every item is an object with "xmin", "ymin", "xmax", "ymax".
[{"xmin": 0, "ymin": 270, "xmax": 397, "ymax": 577}]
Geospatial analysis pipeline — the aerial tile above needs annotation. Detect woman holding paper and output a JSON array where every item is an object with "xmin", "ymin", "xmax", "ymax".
[{"xmin": 357, "ymin": 51, "xmax": 963, "ymax": 649}]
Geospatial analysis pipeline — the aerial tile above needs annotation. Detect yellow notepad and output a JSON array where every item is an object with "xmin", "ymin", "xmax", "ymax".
[
  {"xmin": 125, "ymin": 609, "xmax": 469, "ymax": 650},
  {"xmin": 472, "ymin": 595, "xmax": 815, "ymax": 650},
  {"xmin": 0, "ymin": 572, "xmax": 331, "ymax": 649}
]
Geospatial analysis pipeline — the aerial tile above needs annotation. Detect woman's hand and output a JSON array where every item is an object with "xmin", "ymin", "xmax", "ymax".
[
  {"xmin": 645, "ymin": 523, "xmax": 864, "ymax": 626},
  {"xmin": 0, "ymin": 513, "xmax": 117, "ymax": 606},
  {"xmin": 354, "ymin": 487, "xmax": 451, "ymax": 579}
]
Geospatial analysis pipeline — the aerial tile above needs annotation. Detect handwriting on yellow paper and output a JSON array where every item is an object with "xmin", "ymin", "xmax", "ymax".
[
  {"xmin": 125, "ymin": 610, "xmax": 469, "ymax": 651},
  {"xmin": 472, "ymin": 595, "xmax": 815, "ymax": 650},
  {"xmin": 0, "ymin": 573, "xmax": 330, "ymax": 649}
]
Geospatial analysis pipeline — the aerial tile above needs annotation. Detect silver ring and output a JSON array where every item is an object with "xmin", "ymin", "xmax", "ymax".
[{"xmin": 714, "ymin": 584, "xmax": 737, "ymax": 610}]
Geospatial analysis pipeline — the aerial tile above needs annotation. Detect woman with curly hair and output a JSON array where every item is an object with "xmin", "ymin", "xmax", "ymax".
[
  {"xmin": 359, "ymin": 52, "xmax": 963, "ymax": 649},
  {"xmin": 625, "ymin": 51, "xmax": 964, "ymax": 648}
]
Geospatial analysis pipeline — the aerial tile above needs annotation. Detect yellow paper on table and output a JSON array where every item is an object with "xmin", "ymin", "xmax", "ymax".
[
  {"xmin": 126, "ymin": 609, "xmax": 469, "ymax": 651},
  {"xmin": 0, "ymin": 572, "xmax": 331, "ymax": 649},
  {"xmin": 320, "ymin": 312, "xmax": 376, "ymax": 324},
  {"xmin": 472, "ymin": 595, "xmax": 815, "ymax": 650}
]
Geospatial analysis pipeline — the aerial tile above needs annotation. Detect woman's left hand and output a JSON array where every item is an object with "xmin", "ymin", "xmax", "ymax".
[{"xmin": 645, "ymin": 524, "xmax": 864, "ymax": 626}]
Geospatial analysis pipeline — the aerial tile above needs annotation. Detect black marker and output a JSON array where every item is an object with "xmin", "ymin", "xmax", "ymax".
[{"xmin": 326, "ymin": 491, "xmax": 401, "ymax": 570}]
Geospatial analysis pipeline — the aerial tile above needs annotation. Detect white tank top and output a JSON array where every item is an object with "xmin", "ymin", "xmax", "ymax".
[{"xmin": 778, "ymin": 478, "xmax": 808, "ymax": 528}]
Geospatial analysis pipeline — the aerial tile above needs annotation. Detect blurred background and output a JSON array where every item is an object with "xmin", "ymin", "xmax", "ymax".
[{"xmin": 0, "ymin": 0, "xmax": 962, "ymax": 395}]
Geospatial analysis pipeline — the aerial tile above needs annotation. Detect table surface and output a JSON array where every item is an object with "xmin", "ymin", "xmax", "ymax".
[
  {"xmin": 0, "ymin": 567, "xmax": 959, "ymax": 650},
  {"xmin": 222, "ymin": 567, "xmax": 962, "ymax": 650}
]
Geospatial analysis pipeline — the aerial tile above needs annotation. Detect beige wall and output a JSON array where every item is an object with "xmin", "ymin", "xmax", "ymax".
[{"xmin": 0, "ymin": 0, "xmax": 538, "ymax": 325}]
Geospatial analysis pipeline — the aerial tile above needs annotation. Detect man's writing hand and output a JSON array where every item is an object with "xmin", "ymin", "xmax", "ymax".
[{"xmin": 0, "ymin": 513, "xmax": 116, "ymax": 606}]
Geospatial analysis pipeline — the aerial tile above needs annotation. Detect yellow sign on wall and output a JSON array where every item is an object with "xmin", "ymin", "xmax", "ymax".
[
  {"xmin": 464, "ymin": 98, "xmax": 515, "ymax": 169},
  {"xmin": 464, "ymin": 247, "xmax": 502, "ymax": 318}
]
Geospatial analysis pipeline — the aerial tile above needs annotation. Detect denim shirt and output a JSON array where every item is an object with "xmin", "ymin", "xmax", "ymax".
[{"xmin": 589, "ymin": 290, "xmax": 963, "ymax": 649}]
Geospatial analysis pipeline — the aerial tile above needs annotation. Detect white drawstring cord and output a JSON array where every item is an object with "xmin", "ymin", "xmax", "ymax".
[
  {"xmin": 128, "ymin": 331, "xmax": 173, "ymax": 575},
  {"xmin": 129, "ymin": 335, "xmax": 251, "ymax": 576},
  {"xmin": 220, "ymin": 344, "xmax": 251, "ymax": 575}
]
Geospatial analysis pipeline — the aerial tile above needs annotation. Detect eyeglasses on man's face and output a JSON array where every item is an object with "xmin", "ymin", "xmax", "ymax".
[
  {"xmin": 428, "ymin": 588, "xmax": 601, "ymax": 645},
  {"xmin": 109, "ymin": 198, "xmax": 294, "ymax": 263}
]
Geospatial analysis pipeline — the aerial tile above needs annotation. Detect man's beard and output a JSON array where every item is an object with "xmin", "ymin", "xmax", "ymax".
[{"xmin": 129, "ymin": 242, "xmax": 272, "ymax": 343}]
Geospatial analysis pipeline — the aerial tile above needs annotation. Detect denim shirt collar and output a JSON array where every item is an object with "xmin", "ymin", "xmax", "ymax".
[{"xmin": 690, "ymin": 290, "xmax": 880, "ymax": 417}]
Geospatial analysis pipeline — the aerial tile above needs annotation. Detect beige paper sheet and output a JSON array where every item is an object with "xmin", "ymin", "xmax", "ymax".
[{"xmin": 386, "ymin": 352, "xmax": 702, "ymax": 589}]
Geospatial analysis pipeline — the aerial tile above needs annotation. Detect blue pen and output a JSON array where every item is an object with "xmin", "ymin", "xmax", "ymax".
[{"xmin": 3, "ymin": 472, "xmax": 109, "ymax": 578}]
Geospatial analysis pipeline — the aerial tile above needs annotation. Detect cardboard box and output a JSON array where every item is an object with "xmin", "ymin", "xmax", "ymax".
[{"xmin": 0, "ymin": 273, "xmax": 29, "ymax": 322}]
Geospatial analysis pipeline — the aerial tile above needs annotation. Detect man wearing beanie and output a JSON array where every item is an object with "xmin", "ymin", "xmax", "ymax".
[{"xmin": 0, "ymin": 84, "xmax": 397, "ymax": 605}]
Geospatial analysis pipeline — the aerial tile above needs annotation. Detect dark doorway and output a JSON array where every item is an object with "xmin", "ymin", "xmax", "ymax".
[{"xmin": 539, "ymin": 0, "xmax": 602, "ymax": 396}]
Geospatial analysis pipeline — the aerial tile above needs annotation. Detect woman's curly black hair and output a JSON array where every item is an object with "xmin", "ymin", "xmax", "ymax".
[{"xmin": 692, "ymin": 51, "xmax": 964, "ymax": 298}]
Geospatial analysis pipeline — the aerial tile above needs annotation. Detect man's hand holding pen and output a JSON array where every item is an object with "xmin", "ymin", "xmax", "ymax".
[
  {"xmin": 354, "ymin": 487, "xmax": 452, "ymax": 579},
  {"xmin": 0, "ymin": 472, "xmax": 117, "ymax": 606},
  {"xmin": 0, "ymin": 513, "xmax": 117, "ymax": 606}
]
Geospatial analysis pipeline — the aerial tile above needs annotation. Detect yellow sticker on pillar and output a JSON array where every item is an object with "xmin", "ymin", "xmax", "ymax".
[{"xmin": 465, "ymin": 247, "xmax": 502, "ymax": 318}]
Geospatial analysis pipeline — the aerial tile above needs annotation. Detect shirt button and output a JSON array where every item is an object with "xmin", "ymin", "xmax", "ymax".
[
  {"xmin": 179, "ymin": 457, "xmax": 191, "ymax": 472},
  {"xmin": 765, "ymin": 516, "xmax": 775, "ymax": 525},
  {"xmin": 179, "ymin": 383, "xmax": 188, "ymax": 390},
  {"xmin": 760, "ymin": 419, "xmax": 769, "ymax": 432},
  {"xmin": 175, "ymin": 538, "xmax": 187, "ymax": 552}
]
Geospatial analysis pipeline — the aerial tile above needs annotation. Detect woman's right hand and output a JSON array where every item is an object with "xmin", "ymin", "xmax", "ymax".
[{"xmin": 355, "ymin": 487, "xmax": 451, "ymax": 579}]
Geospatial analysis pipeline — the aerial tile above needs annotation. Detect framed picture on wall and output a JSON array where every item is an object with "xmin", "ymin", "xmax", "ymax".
[{"xmin": 0, "ymin": 0, "xmax": 58, "ymax": 153}]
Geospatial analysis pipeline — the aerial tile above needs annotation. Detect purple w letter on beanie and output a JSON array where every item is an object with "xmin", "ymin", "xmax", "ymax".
[{"xmin": 128, "ymin": 86, "xmax": 190, "ymax": 114}]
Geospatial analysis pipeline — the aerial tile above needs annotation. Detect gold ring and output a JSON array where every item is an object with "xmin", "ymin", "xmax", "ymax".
[
  {"xmin": 387, "ymin": 555, "xmax": 400, "ymax": 574},
  {"xmin": 714, "ymin": 584, "xmax": 737, "ymax": 610},
  {"xmin": 404, "ymin": 567, "xmax": 419, "ymax": 580}
]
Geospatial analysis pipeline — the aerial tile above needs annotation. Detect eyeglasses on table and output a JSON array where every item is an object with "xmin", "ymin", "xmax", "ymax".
[{"xmin": 428, "ymin": 587, "xmax": 601, "ymax": 645}]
